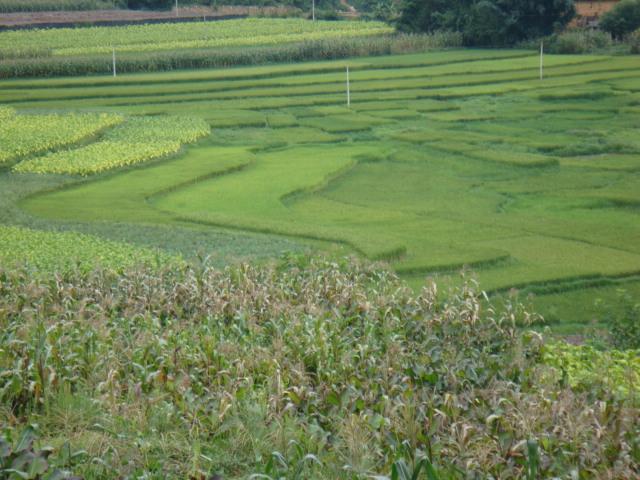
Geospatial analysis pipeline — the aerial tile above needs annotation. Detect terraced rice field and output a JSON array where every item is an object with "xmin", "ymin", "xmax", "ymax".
[{"xmin": 2, "ymin": 49, "xmax": 640, "ymax": 330}]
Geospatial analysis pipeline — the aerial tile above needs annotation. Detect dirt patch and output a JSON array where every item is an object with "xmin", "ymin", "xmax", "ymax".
[
  {"xmin": 0, "ymin": 6, "xmax": 297, "ymax": 29},
  {"xmin": 571, "ymin": 1, "xmax": 619, "ymax": 27},
  {"xmin": 339, "ymin": 0, "xmax": 359, "ymax": 18}
]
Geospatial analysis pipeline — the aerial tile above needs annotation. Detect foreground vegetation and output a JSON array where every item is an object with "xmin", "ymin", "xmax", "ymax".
[{"xmin": 0, "ymin": 257, "xmax": 638, "ymax": 479}]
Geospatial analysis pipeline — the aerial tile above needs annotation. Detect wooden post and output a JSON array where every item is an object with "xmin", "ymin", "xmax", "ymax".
[
  {"xmin": 540, "ymin": 41, "xmax": 544, "ymax": 80},
  {"xmin": 346, "ymin": 66, "xmax": 351, "ymax": 108}
]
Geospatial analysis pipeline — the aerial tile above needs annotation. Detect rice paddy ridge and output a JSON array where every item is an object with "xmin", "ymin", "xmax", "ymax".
[
  {"xmin": 0, "ymin": 50, "xmax": 532, "ymax": 90},
  {"xmin": 0, "ymin": 52, "xmax": 593, "ymax": 93},
  {"xmin": 6, "ymin": 62, "xmax": 637, "ymax": 113},
  {"xmin": 5, "ymin": 49, "xmax": 640, "ymax": 329},
  {"xmin": 1, "ymin": 55, "xmax": 622, "ymax": 108}
]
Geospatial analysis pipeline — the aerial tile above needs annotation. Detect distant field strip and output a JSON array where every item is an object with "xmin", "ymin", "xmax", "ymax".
[
  {"xmin": 0, "ymin": 50, "xmax": 530, "ymax": 89},
  {"xmin": 10, "ymin": 50, "xmax": 640, "ymax": 296},
  {"xmin": 0, "ymin": 18, "xmax": 391, "ymax": 59},
  {"xmin": 1, "ymin": 55, "xmax": 618, "ymax": 107},
  {"xmin": 0, "ymin": 0, "xmax": 117, "ymax": 13},
  {"xmin": 7, "ymin": 60, "xmax": 638, "ymax": 113}
]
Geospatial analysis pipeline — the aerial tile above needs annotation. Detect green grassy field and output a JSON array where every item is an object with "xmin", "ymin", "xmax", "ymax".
[{"xmin": 3, "ymin": 49, "xmax": 640, "ymax": 331}]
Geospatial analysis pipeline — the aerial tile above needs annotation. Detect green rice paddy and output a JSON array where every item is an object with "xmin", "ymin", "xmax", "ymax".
[{"xmin": 3, "ymin": 49, "xmax": 640, "ymax": 330}]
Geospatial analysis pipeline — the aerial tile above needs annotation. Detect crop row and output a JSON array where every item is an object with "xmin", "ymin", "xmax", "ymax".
[
  {"xmin": 0, "ymin": 18, "xmax": 392, "ymax": 59},
  {"xmin": 13, "ymin": 115, "xmax": 210, "ymax": 175},
  {"xmin": 0, "ymin": 49, "xmax": 526, "ymax": 89},
  {"xmin": 0, "ymin": 225, "xmax": 179, "ymax": 274},
  {"xmin": 8, "ymin": 57, "xmax": 636, "ymax": 113},
  {"xmin": 0, "ymin": 33, "xmax": 462, "ymax": 79},
  {"xmin": 0, "ymin": 0, "xmax": 117, "ymax": 13},
  {"xmin": 0, "ymin": 109, "xmax": 123, "ymax": 165},
  {"xmin": 0, "ymin": 54, "xmax": 599, "ymax": 104}
]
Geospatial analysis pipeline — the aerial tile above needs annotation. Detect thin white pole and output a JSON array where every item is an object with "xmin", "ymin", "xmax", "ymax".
[
  {"xmin": 540, "ymin": 41, "xmax": 544, "ymax": 80},
  {"xmin": 346, "ymin": 66, "xmax": 351, "ymax": 108},
  {"xmin": 312, "ymin": 0, "xmax": 315, "ymax": 21},
  {"xmin": 175, "ymin": 0, "xmax": 178, "ymax": 17},
  {"xmin": 112, "ymin": 47, "xmax": 116, "ymax": 77}
]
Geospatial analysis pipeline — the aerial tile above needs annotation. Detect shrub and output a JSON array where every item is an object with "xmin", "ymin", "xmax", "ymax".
[
  {"xmin": 126, "ymin": 0, "xmax": 172, "ymax": 9},
  {"xmin": 603, "ymin": 289, "xmax": 640, "ymax": 349},
  {"xmin": 600, "ymin": 0, "xmax": 640, "ymax": 39},
  {"xmin": 397, "ymin": 0, "xmax": 576, "ymax": 46},
  {"xmin": 631, "ymin": 28, "xmax": 640, "ymax": 53},
  {"xmin": 546, "ymin": 29, "xmax": 613, "ymax": 54}
]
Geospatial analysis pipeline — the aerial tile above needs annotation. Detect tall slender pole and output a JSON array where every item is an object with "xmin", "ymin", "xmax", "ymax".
[
  {"xmin": 346, "ymin": 66, "xmax": 351, "ymax": 108},
  {"xmin": 540, "ymin": 41, "xmax": 544, "ymax": 80},
  {"xmin": 112, "ymin": 47, "xmax": 116, "ymax": 78},
  {"xmin": 175, "ymin": 0, "xmax": 178, "ymax": 17},
  {"xmin": 312, "ymin": 0, "xmax": 315, "ymax": 21}
]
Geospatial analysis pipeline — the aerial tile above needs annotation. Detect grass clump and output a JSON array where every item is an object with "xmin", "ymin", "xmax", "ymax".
[
  {"xmin": 0, "ymin": 257, "xmax": 638, "ymax": 478},
  {"xmin": 545, "ymin": 29, "xmax": 613, "ymax": 54},
  {"xmin": 631, "ymin": 28, "xmax": 640, "ymax": 54}
]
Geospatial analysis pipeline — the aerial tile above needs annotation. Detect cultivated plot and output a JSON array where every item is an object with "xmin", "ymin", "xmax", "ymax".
[{"xmin": 4, "ymin": 49, "xmax": 640, "ymax": 328}]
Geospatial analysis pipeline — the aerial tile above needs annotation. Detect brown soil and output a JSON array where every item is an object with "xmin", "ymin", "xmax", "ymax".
[
  {"xmin": 0, "ymin": 6, "xmax": 296, "ymax": 28},
  {"xmin": 571, "ymin": 1, "xmax": 620, "ymax": 27},
  {"xmin": 575, "ymin": 1, "xmax": 619, "ymax": 18},
  {"xmin": 339, "ymin": 0, "xmax": 358, "ymax": 18}
]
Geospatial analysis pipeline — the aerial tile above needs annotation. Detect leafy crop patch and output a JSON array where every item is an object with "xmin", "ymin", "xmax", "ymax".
[
  {"xmin": 14, "ymin": 116, "xmax": 210, "ymax": 175},
  {"xmin": 0, "ymin": 225, "xmax": 178, "ymax": 273},
  {"xmin": 0, "ymin": 108, "xmax": 123, "ymax": 165}
]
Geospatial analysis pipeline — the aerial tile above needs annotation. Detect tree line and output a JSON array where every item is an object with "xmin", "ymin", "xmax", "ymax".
[{"xmin": 124, "ymin": 0, "xmax": 640, "ymax": 48}]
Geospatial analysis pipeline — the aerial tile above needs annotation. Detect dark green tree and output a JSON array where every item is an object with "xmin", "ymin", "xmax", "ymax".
[
  {"xmin": 127, "ymin": 0, "xmax": 173, "ymax": 9},
  {"xmin": 397, "ymin": 0, "xmax": 576, "ymax": 46},
  {"xmin": 600, "ymin": 0, "xmax": 640, "ymax": 38}
]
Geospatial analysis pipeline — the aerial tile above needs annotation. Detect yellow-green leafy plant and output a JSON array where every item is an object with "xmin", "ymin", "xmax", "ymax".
[
  {"xmin": 13, "ymin": 115, "xmax": 210, "ymax": 175},
  {"xmin": 0, "ymin": 110, "xmax": 123, "ymax": 165}
]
